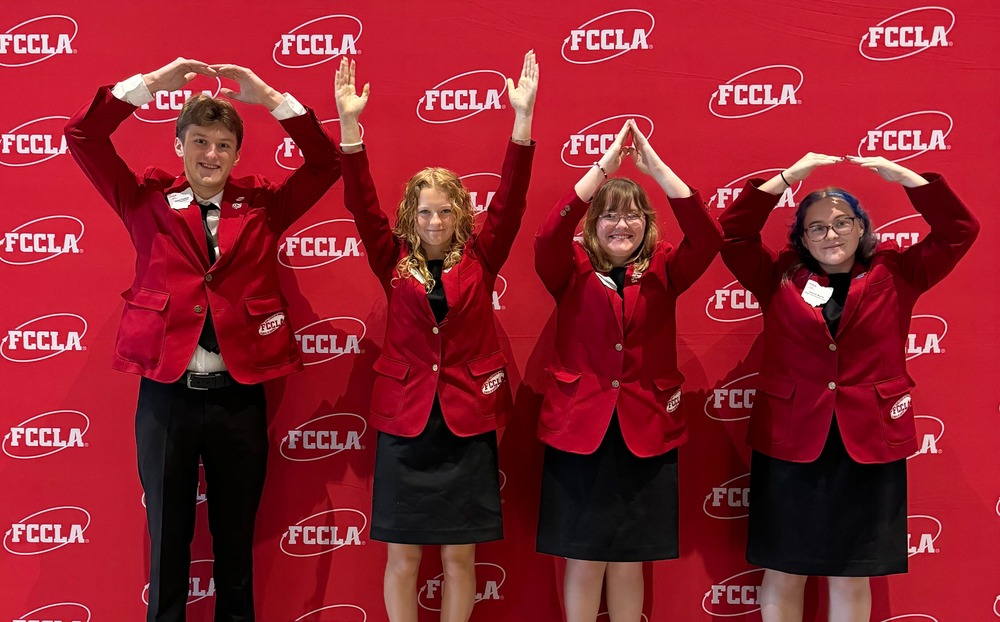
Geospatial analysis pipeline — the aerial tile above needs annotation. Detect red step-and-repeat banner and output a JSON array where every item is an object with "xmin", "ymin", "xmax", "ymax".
[{"xmin": 2, "ymin": 1, "xmax": 998, "ymax": 620}]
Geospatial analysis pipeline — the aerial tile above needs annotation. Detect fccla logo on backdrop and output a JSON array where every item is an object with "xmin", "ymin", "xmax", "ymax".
[
  {"xmin": 295, "ymin": 603, "xmax": 368, "ymax": 622},
  {"xmin": 417, "ymin": 70, "xmax": 507, "ymax": 124},
  {"xmin": 703, "ymin": 568, "xmax": 765, "ymax": 616},
  {"xmin": 2, "ymin": 313, "xmax": 87, "ymax": 363},
  {"xmin": 276, "ymin": 119, "xmax": 361, "ymax": 170},
  {"xmin": 705, "ymin": 281, "xmax": 760, "ymax": 323},
  {"xmin": 13, "ymin": 602, "xmax": 92, "ymax": 622},
  {"xmin": 910, "ymin": 414, "xmax": 944, "ymax": 458},
  {"xmin": 704, "ymin": 472, "xmax": 751, "ymax": 520},
  {"xmin": 281, "ymin": 508, "xmax": 368, "ymax": 557},
  {"xmin": 907, "ymin": 314, "xmax": 946, "ymax": 360},
  {"xmin": 280, "ymin": 413, "xmax": 366, "ymax": 461},
  {"xmin": 1, "ymin": 116, "xmax": 70, "ymax": 167},
  {"xmin": 279, "ymin": 219, "xmax": 364, "ymax": 270},
  {"xmin": 880, "ymin": 616, "xmax": 939, "ymax": 622},
  {"xmin": 3, "ymin": 409, "xmax": 89, "ymax": 459},
  {"xmin": 460, "ymin": 172, "xmax": 499, "ymax": 216},
  {"xmin": 133, "ymin": 75, "xmax": 221, "ymax": 124},
  {"xmin": 710, "ymin": 65, "xmax": 803, "ymax": 119},
  {"xmin": 419, "ymin": 562, "xmax": 505, "ymax": 611},
  {"xmin": 562, "ymin": 114, "xmax": 654, "ymax": 168},
  {"xmin": 142, "ymin": 559, "xmax": 215, "ymax": 604},
  {"xmin": 273, "ymin": 15, "xmax": 362, "ymax": 69},
  {"xmin": 294, "ymin": 317, "xmax": 365, "ymax": 365},
  {"xmin": 861, "ymin": 7, "xmax": 954, "ymax": 61},
  {"xmin": 0, "ymin": 15, "xmax": 77, "ymax": 67},
  {"xmin": 4, "ymin": 506, "xmax": 90, "ymax": 555},
  {"xmin": 2, "ymin": 215, "xmax": 84, "ymax": 265},
  {"xmin": 705, "ymin": 373, "xmax": 757, "ymax": 422},
  {"xmin": 875, "ymin": 213, "xmax": 930, "ymax": 250},
  {"xmin": 709, "ymin": 168, "xmax": 801, "ymax": 210},
  {"xmin": 859, "ymin": 111, "xmax": 952, "ymax": 163},
  {"xmin": 561, "ymin": 9, "xmax": 654, "ymax": 64},
  {"xmin": 907, "ymin": 514, "xmax": 941, "ymax": 556}
]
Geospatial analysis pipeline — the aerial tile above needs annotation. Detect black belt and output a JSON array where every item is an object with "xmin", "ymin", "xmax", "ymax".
[{"xmin": 178, "ymin": 370, "xmax": 236, "ymax": 390}]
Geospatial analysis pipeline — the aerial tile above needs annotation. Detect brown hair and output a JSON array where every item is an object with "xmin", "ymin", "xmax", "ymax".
[
  {"xmin": 393, "ymin": 167, "xmax": 475, "ymax": 291},
  {"xmin": 582, "ymin": 178, "xmax": 660, "ymax": 273},
  {"xmin": 175, "ymin": 95, "xmax": 245, "ymax": 149}
]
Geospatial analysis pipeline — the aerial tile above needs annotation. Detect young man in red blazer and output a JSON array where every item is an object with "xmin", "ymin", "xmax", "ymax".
[{"xmin": 65, "ymin": 57, "xmax": 340, "ymax": 622}]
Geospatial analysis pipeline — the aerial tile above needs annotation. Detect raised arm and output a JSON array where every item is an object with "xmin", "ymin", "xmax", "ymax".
[
  {"xmin": 333, "ymin": 57, "xmax": 399, "ymax": 281},
  {"xmin": 475, "ymin": 50, "xmax": 538, "ymax": 274},
  {"xmin": 848, "ymin": 156, "xmax": 979, "ymax": 291},
  {"xmin": 534, "ymin": 121, "xmax": 631, "ymax": 297},
  {"xmin": 65, "ymin": 58, "xmax": 215, "ymax": 222},
  {"xmin": 719, "ymin": 153, "xmax": 841, "ymax": 302},
  {"xmin": 629, "ymin": 120, "xmax": 722, "ymax": 293}
]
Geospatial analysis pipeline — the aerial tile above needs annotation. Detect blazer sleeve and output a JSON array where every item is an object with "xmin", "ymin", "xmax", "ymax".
[
  {"xmin": 718, "ymin": 180, "xmax": 785, "ymax": 305},
  {"xmin": 534, "ymin": 188, "xmax": 589, "ymax": 299},
  {"xmin": 663, "ymin": 188, "xmax": 724, "ymax": 293},
  {"xmin": 897, "ymin": 173, "xmax": 980, "ymax": 292},
  {"xmin": 338, "ymin": 146, "xmax": 400, "ymax": 283},
  {"xmin": 473, "ymin": 140, "xmax": 535, "ymax": 274},
  {"xmin": 64, "ymin": 85, "xmax": 146, "ymax": 224},
  {"xmin": 267, "ymin": 108, "xmax": 341, "ymax": 231}
]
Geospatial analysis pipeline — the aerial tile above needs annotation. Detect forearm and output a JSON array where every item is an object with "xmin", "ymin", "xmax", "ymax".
[{"xmin": 339, "ymin": 115, "xmax": 363, "ymax": 152}]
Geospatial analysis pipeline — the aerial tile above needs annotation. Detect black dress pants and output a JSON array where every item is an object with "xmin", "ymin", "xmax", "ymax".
[{"xmin": 135, "ymin": 377, "xmax": 268, "ymax": 622}]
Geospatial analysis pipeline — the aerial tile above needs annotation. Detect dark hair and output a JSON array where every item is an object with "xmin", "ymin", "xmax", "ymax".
[
  {"xmin": 175, "ymin": 95, "xmax": 244, "ymax": 149},
  {"xmin": 789, "ymin": 187, "xmax": 877, "ymax": 273}
]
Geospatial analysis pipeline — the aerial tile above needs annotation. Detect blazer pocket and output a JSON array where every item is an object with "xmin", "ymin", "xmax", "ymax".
[
  {"xmin": 874, "ymin": 376, "xmax": 916, "ymax": 446},
  {"xmin": 538, "ymin": 366, "xmax": 583, "ymax": 433},
  {"xmin": 117, "ymin": 288, "xmax": 170, "ymax": 368},
  {"xmin": 244, "ymin": 293, "xmax": 294, "ymax": 369},
  {"xmin": 371, "ymin": 355, "xmax": 410, "ymax": 420},
  {"xmin": 467, "ymin": 350, "xmax": 511, "ymax": 418},
  {"xmin": 753, "ymin": 375, "xmax": 797, "ymax": 445},
  {"xmin": 867, "ymin": 275, "xmax": 895, "ymax": 294}
]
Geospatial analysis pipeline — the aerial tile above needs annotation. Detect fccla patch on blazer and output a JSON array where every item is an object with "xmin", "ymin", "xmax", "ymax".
[
  {"xmin": 259, "ymin": 313, "xmax": 286, "ymax": 336},
  {"xmin": 666, "ymin": 390, "xmax": 682, "ymax": 413},
  {"xmin": 890, "ymin": 394, "xmax": 911, "ymax": 419},
  {"xmin": 482, "ymin": 371, "xmax": 506, "ymax": 395}
]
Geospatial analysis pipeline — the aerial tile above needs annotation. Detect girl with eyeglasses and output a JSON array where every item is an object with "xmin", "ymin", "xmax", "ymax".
[
  {"xmin": 718, "ymin": 153, "xmax": 979, "ymax": 622},
  {"xmin": 534, "ymin": 120, "xmax": 723, "ymax": 622}
]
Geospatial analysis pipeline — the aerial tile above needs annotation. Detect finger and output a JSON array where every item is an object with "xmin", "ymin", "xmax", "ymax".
[
  {"xmin": 349, "ymin": 59, "xmax": 356, "ymax": 86},
  {"xmin": 182, "ymin": 72, "xmax": 197, "ymax": 83},
  {"xmin": 506, "ymin": 77, "xmax": 516, "ymax": 96},
  {"xmin": 219, "ymin": 87, "xmax": 244, "ymax": 102},
  {"xmin": 361, "ymin": 83, "xmax": 370, "ymax": 99}
]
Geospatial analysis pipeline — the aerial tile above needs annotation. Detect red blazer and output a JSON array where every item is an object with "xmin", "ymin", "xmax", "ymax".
[
  {"xmin": 534, "ymin": 188, "xmax": 723, "ymax": 457},
  {"xmin": 65, "ymin": 86, "xmax": 340, "ymax": 384},
  {"xmin": 339, "ymin": 141, "xmax": 534, "ymax": 437},
  {"xmin": 719, "ymin": 175, "xmax": 979, "ymax": 463}
]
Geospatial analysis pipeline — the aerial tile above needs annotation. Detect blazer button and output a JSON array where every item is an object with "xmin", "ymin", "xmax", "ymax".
[
  {"xmin": 432, "ymin": 327, "xmax": 439, "ymax": 335},
  {"xmin": 827, "ymin": 381, "xmax": 837, "ymax": 390},
  {"xmin": 611, "ymin": 380, "xmax": 620, "ymax": 388},
  {"xmin": 205, "ymin": 273, "xmax": 213, "ymax": 282},
  {"xmin": 194, "ymin": 305, "xmax": 204, "ymax": 314},
  {"xmin": 432, "ymin": 364, "xmax": 439, "ymax": 372},
  {"xmin": 828, "ymin": 343, "xmax": 837, "ymax": 351},
  {"xmin": 615, "ymin": 343, "xmax": 623, "ymax": 351}
]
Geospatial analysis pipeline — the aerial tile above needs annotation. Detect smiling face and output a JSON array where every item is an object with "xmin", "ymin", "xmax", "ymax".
[
  {"xmin": 175, "ymin": 123, "xmax": 240, "ymax": 198},
  {"xmin": 596, "ymin": 202, "xmax": 647, "ymax": 267},
  {"xmin": 801, "ymin": 197, "xmax": 864, "ymax": 274},
  {"xmin": 415, "ymin": 187, "xmax": 457, "ymax": 259}
]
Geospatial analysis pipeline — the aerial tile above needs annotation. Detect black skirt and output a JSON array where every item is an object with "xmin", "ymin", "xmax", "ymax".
[
  {"xmin": 536, "ymin": 415, "xmax": 679, "ymax": 562},
  {"xmin": 370, "ymin": 395, "xmax": 503, "ymax": 545},
  {"xmin": 747, "ymin": 419, "xmax": 907, "ymax": 576}
]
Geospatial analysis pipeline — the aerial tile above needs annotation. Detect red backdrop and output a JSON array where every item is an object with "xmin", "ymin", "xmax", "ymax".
[{"xmin": 2, "ymin": 1, "xmax": 998, "ymax": 620}]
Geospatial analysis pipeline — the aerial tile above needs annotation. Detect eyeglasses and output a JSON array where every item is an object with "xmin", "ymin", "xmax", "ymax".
[
  {"xmin": 805, "ymin": 217, "xmax": 856, "ymax": 242},
  {"xmin": 599, "ymin": 211, "xmax": 645, "ymax": 225}
]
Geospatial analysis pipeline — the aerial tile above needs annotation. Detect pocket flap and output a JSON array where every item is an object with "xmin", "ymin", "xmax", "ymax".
[
  {"xmin": 875, "ymin": 376, "xmax": 914, "ymax": 398},
  {"xmin": 653, "ymin": 376, "xmax": 683, "ymax": 391},
  {"xmin": 549, "ymin": 366, "xmax": 582, "ymax": 384},
  {"xmin": 467, "ymin": 350, "xmax": 507, "ymax": 377},
  {"xmin": 123, "ymin": 287, "xmax": 170, "ymax": 311},
  {"xmin": 373, "ymin": 355, "xmax": 410, "ymax": 381},
  {"xmin": 244, "ymin": 294, "xmax": 284, "ymax": 316},
  {"xmin": 756, "ymin": 375, "xmax": 796, "ymax": 399}
]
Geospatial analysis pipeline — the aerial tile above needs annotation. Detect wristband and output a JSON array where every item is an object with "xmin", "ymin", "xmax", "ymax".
[
  {"xmin": 340, "ymin": 141, "xmax": 364, "ymax": 148},
  {"xmin": 780, "ymin": 170, "xmax": 791, "ymax": 187},
  {"xmin": 593, "ymin": 162, "xmax": 608, "ymax": 178}
]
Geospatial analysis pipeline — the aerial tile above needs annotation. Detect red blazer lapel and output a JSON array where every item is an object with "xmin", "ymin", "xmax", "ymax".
[
  {"xmin": 164, "ymin": 181, "xmax": 210, "ymax": 269},
  {"xmin": 212, "ymin": 183, "xmax": 249, "ymax": 270}
]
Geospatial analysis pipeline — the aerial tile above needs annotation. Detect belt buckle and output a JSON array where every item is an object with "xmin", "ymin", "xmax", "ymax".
[{"xmin": 185, "ymin": 372, "xmax": 213, "ymax": 391}]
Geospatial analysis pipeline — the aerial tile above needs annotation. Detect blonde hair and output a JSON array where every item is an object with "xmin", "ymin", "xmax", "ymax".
[
  {"xmin": 394, "ymin": 168, "xmax": 475, "ymax": 291},
  {"xmin": 582, "ymin": 178, "xmax": 660, "ymax": 274}
]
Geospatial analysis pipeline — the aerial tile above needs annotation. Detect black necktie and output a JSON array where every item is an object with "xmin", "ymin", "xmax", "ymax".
[{"xmin": 198, "ymin": 203, "xmax": 220, "ymax": 354}]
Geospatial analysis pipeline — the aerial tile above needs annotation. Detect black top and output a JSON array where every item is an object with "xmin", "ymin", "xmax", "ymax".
[
  {"xmin": 427, "ymin": 259, "xmax": 448, "ymax": 324},
  {"xmin": 822, "ymin": 272, "xmax": 852, "ymax": 337}
]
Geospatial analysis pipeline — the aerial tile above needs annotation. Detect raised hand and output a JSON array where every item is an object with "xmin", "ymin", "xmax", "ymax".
[
  {"xmin": 847, "ymin": 156, "xmax": 927, "ymax": 187},
  {"xmin": 507, "ymin": 50, "xmax": 539, "ymax": 117},
  {"xmin": 627, "ymin": 119, "xmax": 662, "ymax": 177},
  {"xmin": 783, "ymin": 152, "xmax": 844, "ymax": 184},
  {"xmin": 211, "ymin": 64, "xmax": 284, "ymax": 110},
  {"xmin": 142, "ymin": 57, "xmax": 215, "ymax": 93},
  {"xmin": 598, "ymin": 120, "xmax": 634, "ymax": 177},
  {"xmin": 334, "ymin": 57, "xmax": 370, "ymax": 119}
]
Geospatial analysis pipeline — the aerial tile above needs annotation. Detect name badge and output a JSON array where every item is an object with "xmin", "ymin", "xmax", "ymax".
[
  {"xmin": 167, "ymin": 189, "xmax": 194, "ymax": 210},
  {"xmin": 801, "ymin": 279, "xmax": 833, "ymax": 307}
]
